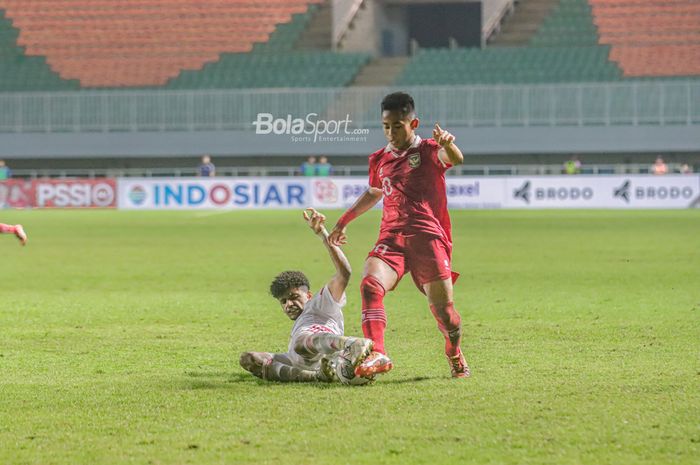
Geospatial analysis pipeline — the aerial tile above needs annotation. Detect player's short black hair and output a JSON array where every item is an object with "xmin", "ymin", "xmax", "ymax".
[
  {"xmin": 381, "ymin": 92, "xmax": 416, "ymax": 118},
  {"xmin": 270, "ymin": 271, "xmax": 310, "ymax": 299}
]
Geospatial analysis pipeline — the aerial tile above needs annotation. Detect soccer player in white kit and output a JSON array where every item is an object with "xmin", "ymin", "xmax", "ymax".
[{"xmin": 239, "ymin": 209, "xmax": 374, "ymax": 382}]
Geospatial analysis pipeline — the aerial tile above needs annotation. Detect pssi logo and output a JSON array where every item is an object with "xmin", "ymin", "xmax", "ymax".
[
  {"xmin": 35, "ymin": 181, "xmax": 115, "ymax": 208},
  {"xmin": 314, "ymin": 180, "xmax": 338, "ymax": 204}
]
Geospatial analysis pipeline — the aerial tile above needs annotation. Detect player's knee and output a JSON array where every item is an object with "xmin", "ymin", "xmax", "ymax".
[
  {"xmin": 293, "ymin": 335, "xmax": 312, "ymax": 356},
  {"xmin": 361, "ymin": 275, "xmax": 386, "ymax": 303}
]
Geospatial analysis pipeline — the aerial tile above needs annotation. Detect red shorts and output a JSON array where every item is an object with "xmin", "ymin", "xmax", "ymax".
[{"xmin": 367, "ymin": 231, "xmax": 459, "ymax": 292}]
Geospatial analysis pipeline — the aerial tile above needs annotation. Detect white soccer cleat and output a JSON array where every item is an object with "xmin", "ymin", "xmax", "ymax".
[{"xmin": 343, "ymin": 338, "xmax": 374, "ymax": 368}]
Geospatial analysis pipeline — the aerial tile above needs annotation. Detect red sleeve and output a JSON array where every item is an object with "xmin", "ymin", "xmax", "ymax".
[
  {"xmin": 368, "ymin": 151, "xmax": 382, "ymax": 189},
  {"xmin": 425, "ymin": 138, "xmax": 452, "ymax": 171}
]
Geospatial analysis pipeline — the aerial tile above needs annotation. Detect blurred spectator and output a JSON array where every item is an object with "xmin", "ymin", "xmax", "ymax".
[
  {"xmin": 680, "ymin": 163, "xmax": 693, "ymax": 174},
  {"xmin": 300, "ymin": 156, "xmax": 316, "ymax": 176},
  {"xmin": 198, "ymin": 155, "xmax": 216, "ymax": 177},
  {"xmin": 651, "ymin": 156, "xmax": 668, "ymax": 175},
  {"xmin": 0, "ymin": 160, "xmax": 11, "ymax": 180},
  {"xmin": 563, "ymin": 155, "xmax": 581, "ymax": 175},
  {"xmin": 316, "ymin": 156, "xmax": 333, "ymax": 176}
]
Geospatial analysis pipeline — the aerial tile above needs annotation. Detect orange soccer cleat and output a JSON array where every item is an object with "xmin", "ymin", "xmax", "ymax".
[{"xmin": 354, "ymin": 351, "xmax": 393, "ymax": 377}]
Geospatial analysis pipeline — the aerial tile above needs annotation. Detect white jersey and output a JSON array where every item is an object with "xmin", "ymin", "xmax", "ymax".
[{"xmin": 286, "ymin": 284, "xmax": 345, "ymax": 370}]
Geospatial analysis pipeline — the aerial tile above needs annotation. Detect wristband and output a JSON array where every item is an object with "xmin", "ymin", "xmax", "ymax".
[{"xmin": 336, "ymin": 210, "xmax": 358, "ymax": 229}]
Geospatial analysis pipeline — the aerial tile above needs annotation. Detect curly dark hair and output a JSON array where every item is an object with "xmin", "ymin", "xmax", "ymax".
[{"xmin": 269, "ymin": 271, "xmax": 310, "ymax": 299}]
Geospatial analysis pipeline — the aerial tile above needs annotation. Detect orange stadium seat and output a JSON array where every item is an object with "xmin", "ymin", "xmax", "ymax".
[
  {"xmin": 589, "ymin": 0, "xmax": 700, "ymax": 77},
  {"xmin": 0, "ymin": 0, "xmax": 324, "ymax": 87}
]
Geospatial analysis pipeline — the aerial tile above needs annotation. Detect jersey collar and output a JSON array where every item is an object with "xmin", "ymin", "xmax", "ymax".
[{"xmin": 386, "ymin": 135, "xmax": 422, "ymax": 158}]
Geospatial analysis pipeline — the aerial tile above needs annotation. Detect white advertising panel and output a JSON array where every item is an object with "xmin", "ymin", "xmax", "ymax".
[
  {"xmin": 504, "ymin": 175, "xmax": 700, "ymax": 209},
  {"xmin": 446, "ymin": 178, "xmax": 507, "ymax": 209},
  {"xmin": 118, "ymin": 175, "xmax": 700, "ymax": 210},
  {"xmin": 118, "ymin": 178, "xmax": 309, "ymax": 210}
]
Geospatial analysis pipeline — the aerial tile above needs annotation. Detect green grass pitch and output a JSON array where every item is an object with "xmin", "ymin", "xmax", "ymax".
[{"xmin": 1, "ymin": 209, "xmax": 698, "ymax": 465}]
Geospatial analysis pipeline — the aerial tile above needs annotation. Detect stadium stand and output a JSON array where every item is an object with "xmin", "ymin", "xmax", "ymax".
[
  {"xmin": 0, "ymin": 0, "xmax": 368, "ymax": 89},
  {"xmin": 167, "ymin": 51, "xmax": 370, "ymax": 89},
  {"xmin": 590, "ymin": 0, "xmax": 700, "ymax": 77},
  {"xmin": 0, "ymin": 10, "xmax": 79, "ymax": 91},
  {"xmin": 0, "ymin": 0, "xmax": 698, "ymax": 91},
  {"xmin": 398, "ymin": 0, "xmax": 622, "ymax": 85},
  {"xmin": 398, "ymin": 0, "xmax": 699, "ymax": 86},
  {"xmin": 397, "ymin": 46, "xmax": 620, "ymax": 85}
]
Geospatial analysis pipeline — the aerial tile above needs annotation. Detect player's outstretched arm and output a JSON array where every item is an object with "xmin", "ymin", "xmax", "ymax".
[
  {"xmin": 434, "ymin": 123, "xmax": 464, "ymax": 166},
  {"xmin": 303, "ymin": 208, "xmax": 352, "ymax": 301},
  {"xmin": 328, "ymin": 187, "xmax": 383, "ymax": 246}
]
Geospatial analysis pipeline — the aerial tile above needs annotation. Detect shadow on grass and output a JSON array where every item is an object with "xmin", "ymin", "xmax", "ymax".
[{"xmin": 181, "ymin": 371, "xmax": 436, "ymax": 390}]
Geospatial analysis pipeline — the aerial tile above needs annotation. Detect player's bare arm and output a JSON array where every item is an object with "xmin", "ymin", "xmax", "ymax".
[
  {"xmin": 434, "ymin": 123, "xmax": 464, "ymax": 166},
  {"xmin": 328, "ymin": 187, "xmax": 383, "ymax": 246},
  {"xmin": 303, "ymin": 208, "xmax": 352, "ymax": 302},
  {"xmin": 0, "ymin": 223, "xmax": 27, "ymax": 246}
]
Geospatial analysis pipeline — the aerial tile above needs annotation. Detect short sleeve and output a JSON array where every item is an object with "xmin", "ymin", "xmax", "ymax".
[
  {"xmin": 425, "ymin": 138, "xmax": 451, "ymax": 171},
  {"xmin": 368, "ymin": 153, "xmax": 382, "ymax": 189},
  {"xmin": 318, "ymin": 285, "xmax": 346, "ymax": 309}
]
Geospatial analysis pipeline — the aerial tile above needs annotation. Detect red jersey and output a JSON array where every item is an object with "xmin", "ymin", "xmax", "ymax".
[{"xmin": 368, "ymin": 136, "xmax": 453, "ymax": 244}]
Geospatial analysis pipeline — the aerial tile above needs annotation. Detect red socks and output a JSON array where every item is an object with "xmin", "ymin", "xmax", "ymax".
[
  {"xmin": 0, "ymin": 223, "xmax": 17, "ymax": 234},
  {"xmin": 361, "ymin": 275, "xmax": 387, "ymax": 354},
  {"xmin": 430, "ymin": 302, "xmax": 462, "ymax": 357}
]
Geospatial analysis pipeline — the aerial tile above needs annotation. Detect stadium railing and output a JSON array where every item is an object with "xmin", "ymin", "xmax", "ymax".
[
  {"xmin": 8, "ymin": 163, "xmax": 690, "ymax": 179},
  {"xmin": 0, "ymin": 80, "xmax": 698, "ymax": 133}
]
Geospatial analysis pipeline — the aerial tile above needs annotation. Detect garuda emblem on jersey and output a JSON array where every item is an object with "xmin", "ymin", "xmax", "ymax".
[{"xmin": 408, "ymin": 152, "xmax": 421, "ymax": 169}]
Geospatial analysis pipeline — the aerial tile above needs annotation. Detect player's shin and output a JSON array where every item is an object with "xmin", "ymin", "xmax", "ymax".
[
  {"xmin": 263, "ymin": 361, "xmax": 322, "ymax": 382},
  {"xmin": 361, "ymin": 275, "xmax": 388, "ymax": 354},
  {"xmin": 429, "ymin": 302, "xmax": 462, "ymax": 357},
  {"xmin": 298, "ymin": 333, "xmax": 349, "ymax": 356}
]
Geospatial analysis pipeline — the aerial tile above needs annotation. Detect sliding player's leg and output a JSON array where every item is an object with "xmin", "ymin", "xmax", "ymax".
[
  {"xmin": 0, "ymin": 223, "xmax": 27, "ymax": 245},
  {"xmin": 294, "ymin": 333, "xmax": 373, "ymax": 367},
  {"xmin": 239, "ymin": 352, "xmax": 323, "ymax": 382}
]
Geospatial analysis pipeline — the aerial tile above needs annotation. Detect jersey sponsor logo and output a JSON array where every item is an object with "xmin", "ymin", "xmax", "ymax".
[
  {"xmin": 307, "ymin": 324, "xmax": 334, "ymax": 334},
  {"xmin": 408, "ymin": 153, "xmax": 421, "ymax": 169}
]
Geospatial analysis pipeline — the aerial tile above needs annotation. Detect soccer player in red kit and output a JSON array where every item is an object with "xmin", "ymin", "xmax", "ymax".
[
  {"xmin": 0, "ymin": 223, "xmax": 27, "ymax": 245},
  {"xmin": 328, "ymin": 92, "xmax": 470, "ymax": 378}
]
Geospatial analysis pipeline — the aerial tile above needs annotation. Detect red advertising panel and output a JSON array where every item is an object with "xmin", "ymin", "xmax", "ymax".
[
  {"xmin": 33, "ymin": 179, "xmax": 117, "ymax": 208},
  {"xmin": 0, "ymin": 180, "xmax": 35, "ymax": 208}
]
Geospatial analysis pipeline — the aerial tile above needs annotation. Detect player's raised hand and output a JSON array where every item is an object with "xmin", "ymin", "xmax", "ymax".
[
  {"xmin": 433, "ymin": 123, "xmax": 455, "ymax": 148},
  {"xmin": 328, "ymin": 225, "xmax": 348, "ymax": 246},
  {"xmin": 303, "ymin": 208, "xmax": 327, "ymax": 236}
]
